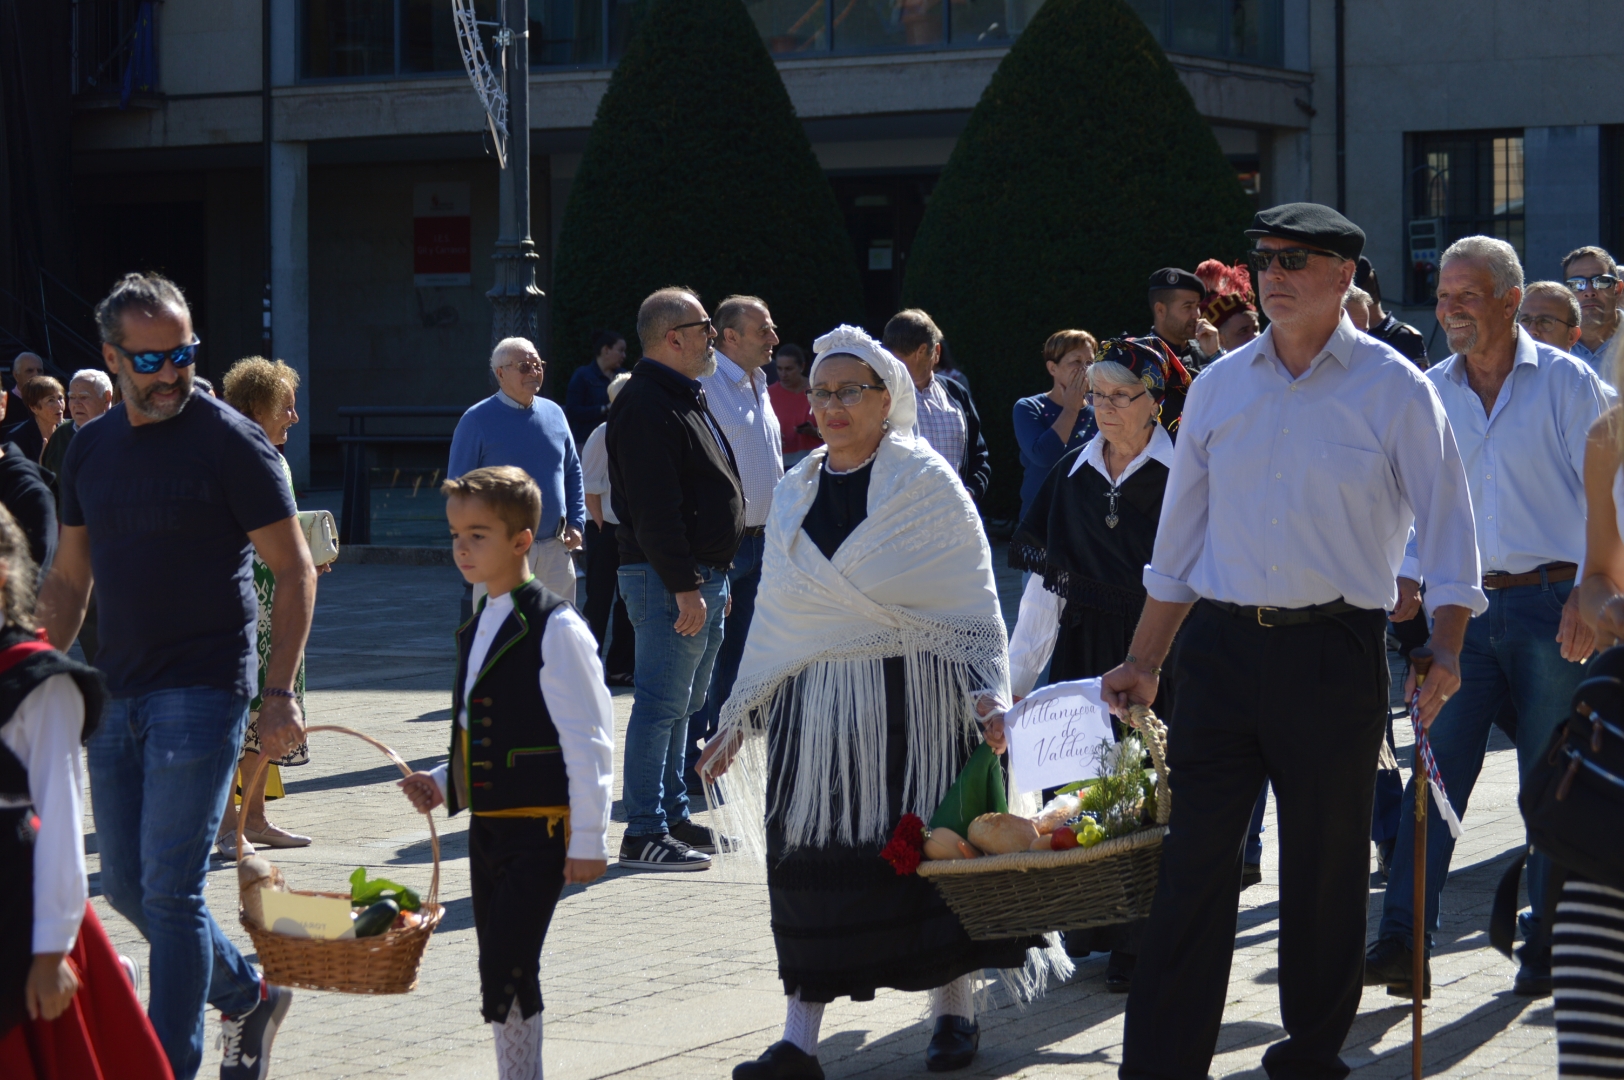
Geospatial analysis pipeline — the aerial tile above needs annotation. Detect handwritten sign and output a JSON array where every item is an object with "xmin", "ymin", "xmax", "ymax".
[{"xmin": 1003, "ymin": 678, "xmax": 1115, "ymax": 794}]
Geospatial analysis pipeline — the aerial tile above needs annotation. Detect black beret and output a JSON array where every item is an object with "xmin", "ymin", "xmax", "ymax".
[
  {"xmin": 1148, "ymin": 267, "xmax": 1207, "ymax": 297},
  {"xmin": 1244, "ymin": 202, "xmax": 1366, "ymax": 262}
]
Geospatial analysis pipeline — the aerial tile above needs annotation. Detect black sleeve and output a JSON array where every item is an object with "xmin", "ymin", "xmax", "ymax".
[
  {"xmin": 0, "ymin": 463, "xmax": 57, "ymax": 582},
  {"xmin": 943, "ymin": 378, "xmax": 990, "ymax": 506},
  {"xmin": 607, "ymin": 397, "xmax": 701, "ymax": 593}
]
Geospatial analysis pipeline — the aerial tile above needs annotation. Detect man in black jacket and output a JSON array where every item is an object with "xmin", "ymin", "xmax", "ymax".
[
  {"xmin": 606, "ymin": 287, "xmax": 745, "ymax": 871},
  {"xmin": 0, "ymin": 439, "xmax": 56, "ymax": 583},
  {"xmin": 882, "ymin": 309, "xmax": 990, "ymax": 504}
]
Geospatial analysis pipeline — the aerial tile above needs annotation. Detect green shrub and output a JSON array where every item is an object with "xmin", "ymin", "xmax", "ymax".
[
  {"xmin": 550, "ymin": 0, "xmax": 861, "ymax": 385},
  {"xmin": 903, "ymin": 0, "xmax": 1254, "ymax": 518}
]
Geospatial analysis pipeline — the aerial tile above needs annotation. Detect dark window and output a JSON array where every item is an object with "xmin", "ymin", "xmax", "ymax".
[
  {"xmin": 301, "ymin": 0, "xmax": 396, "ymax": 79},
  {"xmin": 74, "ymin": 0, "xmax": 161, "ymax": 98},
  {"xmin": 1405, "ymin": 130, "xmax": 1525, "ymax": 304},
  {"xmin": 747, "ymin": 0, "xmax": 1043, "ymax": 56},
  {"xmin": 831, "ymin": 174, "xmax": 937, "ymax": 336},
  {"xmin": 1127, "ymin": 0, "xmax": 1284, "ymax": 67},
  {"xmin": 1603, "ymin": 126, "xmax": 1624, "ymax": 263},
  {"xmin": 530, "ymin": 0, "xmax": 604, "ymax": 67}
]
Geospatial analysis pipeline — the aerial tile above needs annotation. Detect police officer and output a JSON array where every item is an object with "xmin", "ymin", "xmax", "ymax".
[
  {"xmin": 1146, "ymin": 267, "xmax": 1219, "ymax": 372},
  {"xmin": 1103, "ymin": 203, "xmax": 1486, "ymax": 1080}
]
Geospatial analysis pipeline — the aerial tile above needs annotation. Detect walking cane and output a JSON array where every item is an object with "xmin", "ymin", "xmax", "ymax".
[{"xmin": 1408, "ymin": 646, "xmax": 1434, "ymax": 1080}]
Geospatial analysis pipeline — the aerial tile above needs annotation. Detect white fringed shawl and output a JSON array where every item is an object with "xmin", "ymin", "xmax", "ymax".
[{"xmin": 712, "ymin": 428, "xmax": 1011, "ymax": 856}]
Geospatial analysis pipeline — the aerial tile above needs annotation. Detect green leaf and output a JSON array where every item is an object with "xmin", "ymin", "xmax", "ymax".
[{"xmin": 349, "ymin": 867, "xmax": 422, "ymax": 912}]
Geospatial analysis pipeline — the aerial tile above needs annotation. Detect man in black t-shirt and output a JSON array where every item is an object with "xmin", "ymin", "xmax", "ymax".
[
  {"xmin": 37, "ymin": 272, "xmax": 315, "ymax": 1080},
  {"xmin": 1355, "ymin": 257, "xmax": 1429, "ymax": 367}
]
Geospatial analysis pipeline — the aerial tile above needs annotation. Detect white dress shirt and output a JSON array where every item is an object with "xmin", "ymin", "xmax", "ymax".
[
  {"xmin": 580, "ymin": 422, "xmax": 617, "ymax": 525},
  {"xmin": 1418, "ymin": 329, "xmax": 1612, "ymax": 575},
  {"xmin": 699, "ymin": 352, "xmax": 783, "ymax": 528},
  {"xmin": 915, "ymin": 376, "xmax": 968, "ymax": 472},
  {"xmin": 1008, "ymin": 427, "xmax": 1176, "ymax": 697},
  {"xmin": 1145, "ymin": 314, "xmax": 1487, "ymax": 617},
  {"xmin": 428, "ymin": 591, "xmax": 616, "ymax": 860},
  {"xmin": 0, "ymin": 673, "xmax": 87, "ymax": 954}
]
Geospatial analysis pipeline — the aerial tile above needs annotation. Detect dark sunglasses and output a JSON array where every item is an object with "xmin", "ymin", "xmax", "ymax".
[
  {"xmin": 113, "ymin": 337, "xmax": 200, "ymax": 374},
  {"xmin": 1566, "ymin": 274, "xmax": 1620, "ymax": 293},
  {"xmin": 1246, "ymin": 248, "xmax": 1341, "ymax": 273},
  {"xmin": 670, "ymin": 318, "xmax": 714, "ymax": 335}
]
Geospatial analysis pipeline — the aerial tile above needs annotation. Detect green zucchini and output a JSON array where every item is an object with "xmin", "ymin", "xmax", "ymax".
[{"xmin": 352, "ymin": 899, "xmax": 399, "ymax": 938}]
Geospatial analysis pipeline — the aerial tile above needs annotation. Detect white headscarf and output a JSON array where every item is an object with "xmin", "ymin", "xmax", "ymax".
[
  {"xmin": 712, "ymin": 325, "xmax": 1008, "ymax": 856},
  {"xmin": 808, "ymin": 324, "xmax": 918, "ymax": 435}
]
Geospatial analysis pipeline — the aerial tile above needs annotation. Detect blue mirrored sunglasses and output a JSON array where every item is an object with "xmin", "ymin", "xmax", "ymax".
[{"xmin": 115, "ymin": 338, "xmax": 200, "ymax": 374}]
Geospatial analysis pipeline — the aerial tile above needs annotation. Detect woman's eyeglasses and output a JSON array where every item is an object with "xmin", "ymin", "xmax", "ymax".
[
  {"xmin": 808, "ymin": 384, "xmax": 884, "ymax": 408},
  {"xmin": 113, "ymin": 338, "xmax": 200, "ymax": 374},
  {"xmin": 1085, "ymin": 388, "xmax": 1148, "ymax": 410}
]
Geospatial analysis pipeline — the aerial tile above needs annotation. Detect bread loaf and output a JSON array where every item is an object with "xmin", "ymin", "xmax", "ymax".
[
  {"xmin": 238, "ymin": 853, "xmax": 287, "ymax": 927},
  {"xmin": 967, "ymin": 812, "xmax": 1040, "ymax": 855},
  {"xmin": 923, "ymin": 826, "xmax": 981, "ymax": 860}
]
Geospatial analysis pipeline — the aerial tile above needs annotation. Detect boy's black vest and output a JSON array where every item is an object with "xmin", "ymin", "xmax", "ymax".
[
  {"xmin": 0, "ymin": 626, "xmax": 106, "ymax": 1037},
  {"xmin": 446, "ymin": 579, "xmax": 571, "ymax": 816}
]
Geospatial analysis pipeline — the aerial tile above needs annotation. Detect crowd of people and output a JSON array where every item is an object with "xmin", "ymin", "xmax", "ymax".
[{"xmin": 7, "ymin": 195, "xmax": 1624, "ymax": 1080}]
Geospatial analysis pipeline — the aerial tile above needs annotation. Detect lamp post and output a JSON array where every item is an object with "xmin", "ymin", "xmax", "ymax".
[{"xmin": 486, "ymin": 0, "xmax": 543, "ymax": 347}]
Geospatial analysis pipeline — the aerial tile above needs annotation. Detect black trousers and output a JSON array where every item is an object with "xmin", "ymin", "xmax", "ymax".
[
  {"xmin": 582, "ymin": 521, "xmax": 635, "ymax": 676},
  {"xmin": 1121, "ymin": 601, "xmax": 1388, "ymax": 1080},
  {"xmin": 470, "ymin": 816, "xmax": 568, "ymax": 1023}
]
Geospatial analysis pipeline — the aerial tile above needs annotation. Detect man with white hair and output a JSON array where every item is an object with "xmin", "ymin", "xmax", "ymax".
[
  {"xmin": 9, "ymin": 350, "xmax": 43, "ymax": 415},
  {"xmin": 448, "ymin": 337, "xmax": 584, "ymax": 599},
  {"xmin": 42, "ymin": 369, "xmax": 116, "ymax": 491},
  {"xmin": 1365, "ymin": 236, "xmax": 1612, "ymax": 1000}
]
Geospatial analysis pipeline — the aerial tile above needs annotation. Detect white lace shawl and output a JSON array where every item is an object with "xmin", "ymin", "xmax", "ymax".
[{"xmin": 712, "ymin": 429, "xmax": 1011, "ymax": 857}]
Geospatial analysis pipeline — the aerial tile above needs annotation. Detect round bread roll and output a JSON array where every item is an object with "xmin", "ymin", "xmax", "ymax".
[{"xmin": 968, "ymin": 812, "xmax": 1040, "ymax": 855}]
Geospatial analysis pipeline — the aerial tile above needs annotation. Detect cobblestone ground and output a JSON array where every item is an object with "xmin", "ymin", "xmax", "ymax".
[{"xmin": 85, "ymin": 557, "xmax": 1557, "ymax": 1079}]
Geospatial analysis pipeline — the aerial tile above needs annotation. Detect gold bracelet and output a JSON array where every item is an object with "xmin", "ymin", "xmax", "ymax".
[{"xmin": 1124, "ymin": 653, "xmax": 1162, "ymax": 677}]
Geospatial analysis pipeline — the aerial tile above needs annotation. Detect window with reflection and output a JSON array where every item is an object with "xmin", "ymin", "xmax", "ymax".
[
  {"xmin": 834, "ymin": 0, "xmax": 944, "ymax": 52},
  {"xmin": 531, "ymin": 0, "xmax": 604, "ymax": 67},
  {"xmin": 950, "ymin": 0, "xmax": 1043, "ymax": 44},
  {"xmin": 302, "ymin": 0, "xmax": 395, "ymax": 79},
  {"xmin": 746, "ymin": 0, "xmax": 828, "ymax": 54},
  {"xmin": 1126, "ymin": 0, "xmax": 1284, "ymax": 67},
  {"xmin": 1406, "ymin": 130, "xmax": 1525, "ymax": 303}
]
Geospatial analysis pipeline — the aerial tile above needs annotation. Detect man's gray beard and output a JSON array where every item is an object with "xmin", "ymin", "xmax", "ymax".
[
  {"xmin": 698, "ymin": 348, "xmax": 718, "ymax": 378},
  {"xmin": 1445, "ymin": 323, "xmax": 1479, "ymax": 354},
  {"xmin": 119, "ymin": 367, "xmax": 193, "ymax": 422}
]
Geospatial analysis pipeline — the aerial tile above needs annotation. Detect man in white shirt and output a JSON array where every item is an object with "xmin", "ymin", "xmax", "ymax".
[
  {"xmin": 1366, "ymin": 237, "xmax": 1611, "ymax": 999},
  {"xmin": 1101, "ymin": 203, "xmax": 1486, "ymax": 1080},
  {"xmin": 686, "ymin": 296, "xmax": 783, "ymax": 786}
]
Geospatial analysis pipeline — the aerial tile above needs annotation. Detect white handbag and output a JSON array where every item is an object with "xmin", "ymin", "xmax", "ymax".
[{"xmin": 297, "ymin": 510, "xmax": 340, "ymax": 567}]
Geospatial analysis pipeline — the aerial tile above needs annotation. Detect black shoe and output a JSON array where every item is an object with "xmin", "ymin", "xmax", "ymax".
[
  {"xmin": 618, "ymin": 832, "xmax": 711, "ymax": 871},
  {"xmin": 925, "ymin": 1015, "xmax": 979, "ymax": 1072},
  {"xmin": 1104, "ymin": 950, "xmax": 1137, "ymax": 993},
  {"xmin": 1364, "ymin": 937, "xmax": 1431, "ymax": 998},
  {"xmin": 669, "ymin": 817, "xmax": 737, "ymax": 854},
  {"xmin": 1240, "ymin": 862, "xmax": 1263, "ymax": 891},
  {"xmin": 219, "ymin": 983, "xmax": 293, "ymax": 1080},
  {"xmin": 1375, "ymin": 839, "xmax": 1395, "ymax": 879},
  {"xmin": 732, "ymin": 1040, "xmax": 824, "ymax": 1080},
  {"xmin": 607, "ymin": 672, "xmax": 635, "ymax": 687},
  {"xmin": 1514, "ymin": 960, "xmax": 1552, "ymax": 997}
]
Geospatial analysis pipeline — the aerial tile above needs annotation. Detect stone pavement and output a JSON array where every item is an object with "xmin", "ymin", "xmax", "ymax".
[{"xmin": 84, "ymin": 555, "xmax": 1558, "ymax": 1079}]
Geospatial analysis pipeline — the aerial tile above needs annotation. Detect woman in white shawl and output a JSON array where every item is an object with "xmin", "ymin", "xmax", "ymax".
[{"xmin": 699, "ymin": 326, "xmax": 1048, "ymax": 1080}]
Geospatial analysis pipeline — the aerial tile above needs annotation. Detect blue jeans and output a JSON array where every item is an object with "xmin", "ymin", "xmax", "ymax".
[
  {"xmin": 1378, "ymin": 577, "xmax": 1585, "ymax": 948},
  {"xmin": 618, "ymin": 564, "xmax": 729, "ymax": 837},
  {"xmin": 89, "ymin": 687, "xmax": 263, "ymax": 1080},
  {"xmin": 684, "ymin": 532, "xmax": 764, "ymax": 777}
]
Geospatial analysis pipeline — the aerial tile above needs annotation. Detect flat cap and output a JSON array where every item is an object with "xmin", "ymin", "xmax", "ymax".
[
  {"xmin": 1245, "ymin": 202, "xmax": 1365, "ymax": 262},
  {"xmin": 1148, "ymin": 267, "xmax": 1207, "ymax": 297}
]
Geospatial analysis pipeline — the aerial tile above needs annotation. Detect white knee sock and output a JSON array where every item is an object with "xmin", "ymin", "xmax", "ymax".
[
  {"xmin": 782, "ymin": 990, "xmax": 824, "ymax": 1056},
  {"xmin": 492, "ymin": 999, "xmax": 544, "ymax": 1080},
  {"xmin": 929, "ymin": 975, "xmax": 975, "ymax": 1021}
]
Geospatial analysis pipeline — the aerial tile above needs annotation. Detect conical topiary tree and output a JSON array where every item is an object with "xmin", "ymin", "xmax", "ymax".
[
  {"xmin": 903, "ymin": 0, "xmax": 1254, "ymax": 518},
  {"xmin": 549, "ymin": 0, "xmax": 862, "ymax": 383}
]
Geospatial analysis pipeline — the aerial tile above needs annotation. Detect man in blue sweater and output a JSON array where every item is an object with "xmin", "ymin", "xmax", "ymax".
[{"xmin": 448, "ymin": 338, "xmax": 585, "ymax": 600}]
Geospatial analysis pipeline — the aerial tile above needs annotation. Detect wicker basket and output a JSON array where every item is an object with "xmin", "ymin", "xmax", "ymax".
[
  {"xmin": 236, "ymin": 725, "xmax": 444, "ymax": 994},
  {"xmin": 917, "ymin": 705, "xmax": 1170, "ymax": 940}
]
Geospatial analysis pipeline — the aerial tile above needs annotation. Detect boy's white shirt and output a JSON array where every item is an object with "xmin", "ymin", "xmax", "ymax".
[
  {"xmin": 427, "ymin": 591, "xmax": 616, "ymax": 861},
  {"xmin": 0, "ymin": 673, "xmax": 87, "ymax": 954}
]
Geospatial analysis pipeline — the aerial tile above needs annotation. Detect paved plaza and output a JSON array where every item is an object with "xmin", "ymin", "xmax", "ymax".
[{"xmin": 85, "ymin": 555, "xmax": 1559, "ymax": 1078}]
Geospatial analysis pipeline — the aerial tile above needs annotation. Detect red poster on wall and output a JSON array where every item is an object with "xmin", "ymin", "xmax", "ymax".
[{"xmin": 413, "ymin": 182, "xmax": 471, "ymax": 286}]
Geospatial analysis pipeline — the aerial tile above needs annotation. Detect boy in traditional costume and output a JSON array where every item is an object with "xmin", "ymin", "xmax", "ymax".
[{"xmin": 401, "ymin": 466, "xmax": 614, "ymax": 1080}]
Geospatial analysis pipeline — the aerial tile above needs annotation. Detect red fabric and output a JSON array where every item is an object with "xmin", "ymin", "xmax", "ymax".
[
  {"xmin": 768, "ymin": 381, "xmax": 822, "ymax": 454},
  {"xmin": 0, "ymin": 635, "xmax": 53, "ymax": 678},
  {"xmin": 0, "ymin": 904, "xmax": 173, "ymax": 1080}
]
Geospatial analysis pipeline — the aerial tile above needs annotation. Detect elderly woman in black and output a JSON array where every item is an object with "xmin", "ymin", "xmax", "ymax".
[{"xmin": 1007, "ymin": 336, "xmax": 1187, "ymax": 992}]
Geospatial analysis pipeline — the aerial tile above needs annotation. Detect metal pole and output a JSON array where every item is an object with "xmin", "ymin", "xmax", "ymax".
[
  {"xmin": 486, "ymin": 0, "xmax": 543, "ymax": 350},
  {"xmin": 262, "ymin": 0, "xmax": 273, "ymax": 353}
]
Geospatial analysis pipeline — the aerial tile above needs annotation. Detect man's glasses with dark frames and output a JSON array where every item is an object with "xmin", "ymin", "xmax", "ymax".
[
  {"xmin": 1245, "ymin": 248, "xmax": 1342, "ymax": 273},
  {"xmin": 1566, "ymin": 274, "xmax": 1621, "ymax": 293},
  {"xmin": 112, "ymin": 338, "xmax": 200, "ymax": 375}
]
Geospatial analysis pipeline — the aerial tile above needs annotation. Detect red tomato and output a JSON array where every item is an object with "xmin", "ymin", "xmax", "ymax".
[{"xmin": 1050, "ymin": 827, "xmax": 1080, "ymax": 851}]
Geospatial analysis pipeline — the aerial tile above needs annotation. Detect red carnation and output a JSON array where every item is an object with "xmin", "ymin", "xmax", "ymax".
[{"xmin": 880, "ymin": 813, "xmax": 927, "ymax": 875}]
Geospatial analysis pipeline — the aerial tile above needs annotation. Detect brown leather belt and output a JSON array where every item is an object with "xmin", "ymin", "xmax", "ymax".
[
  {"xmin": 1482, "ymin": 562, "xmax": 1577, "ymax": 590},
  {"xmin": 741, "ymin": 525, "xmax": 767, "ymax": 537}
]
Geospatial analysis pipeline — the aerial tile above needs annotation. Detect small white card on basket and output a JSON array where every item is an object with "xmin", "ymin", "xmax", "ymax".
[
  {"xmin": 1003, "ymin": 678, "xmax": 1116, "ymax": 795},
  {"xmin": 260, "ymin": 889, "xmax": 356, "ymax": 940}
]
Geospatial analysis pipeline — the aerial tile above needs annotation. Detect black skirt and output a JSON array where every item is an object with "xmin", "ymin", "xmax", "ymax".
[{"xmin": 764, "ymin": 657, "xmax": 1040, "ymax": 1003}]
